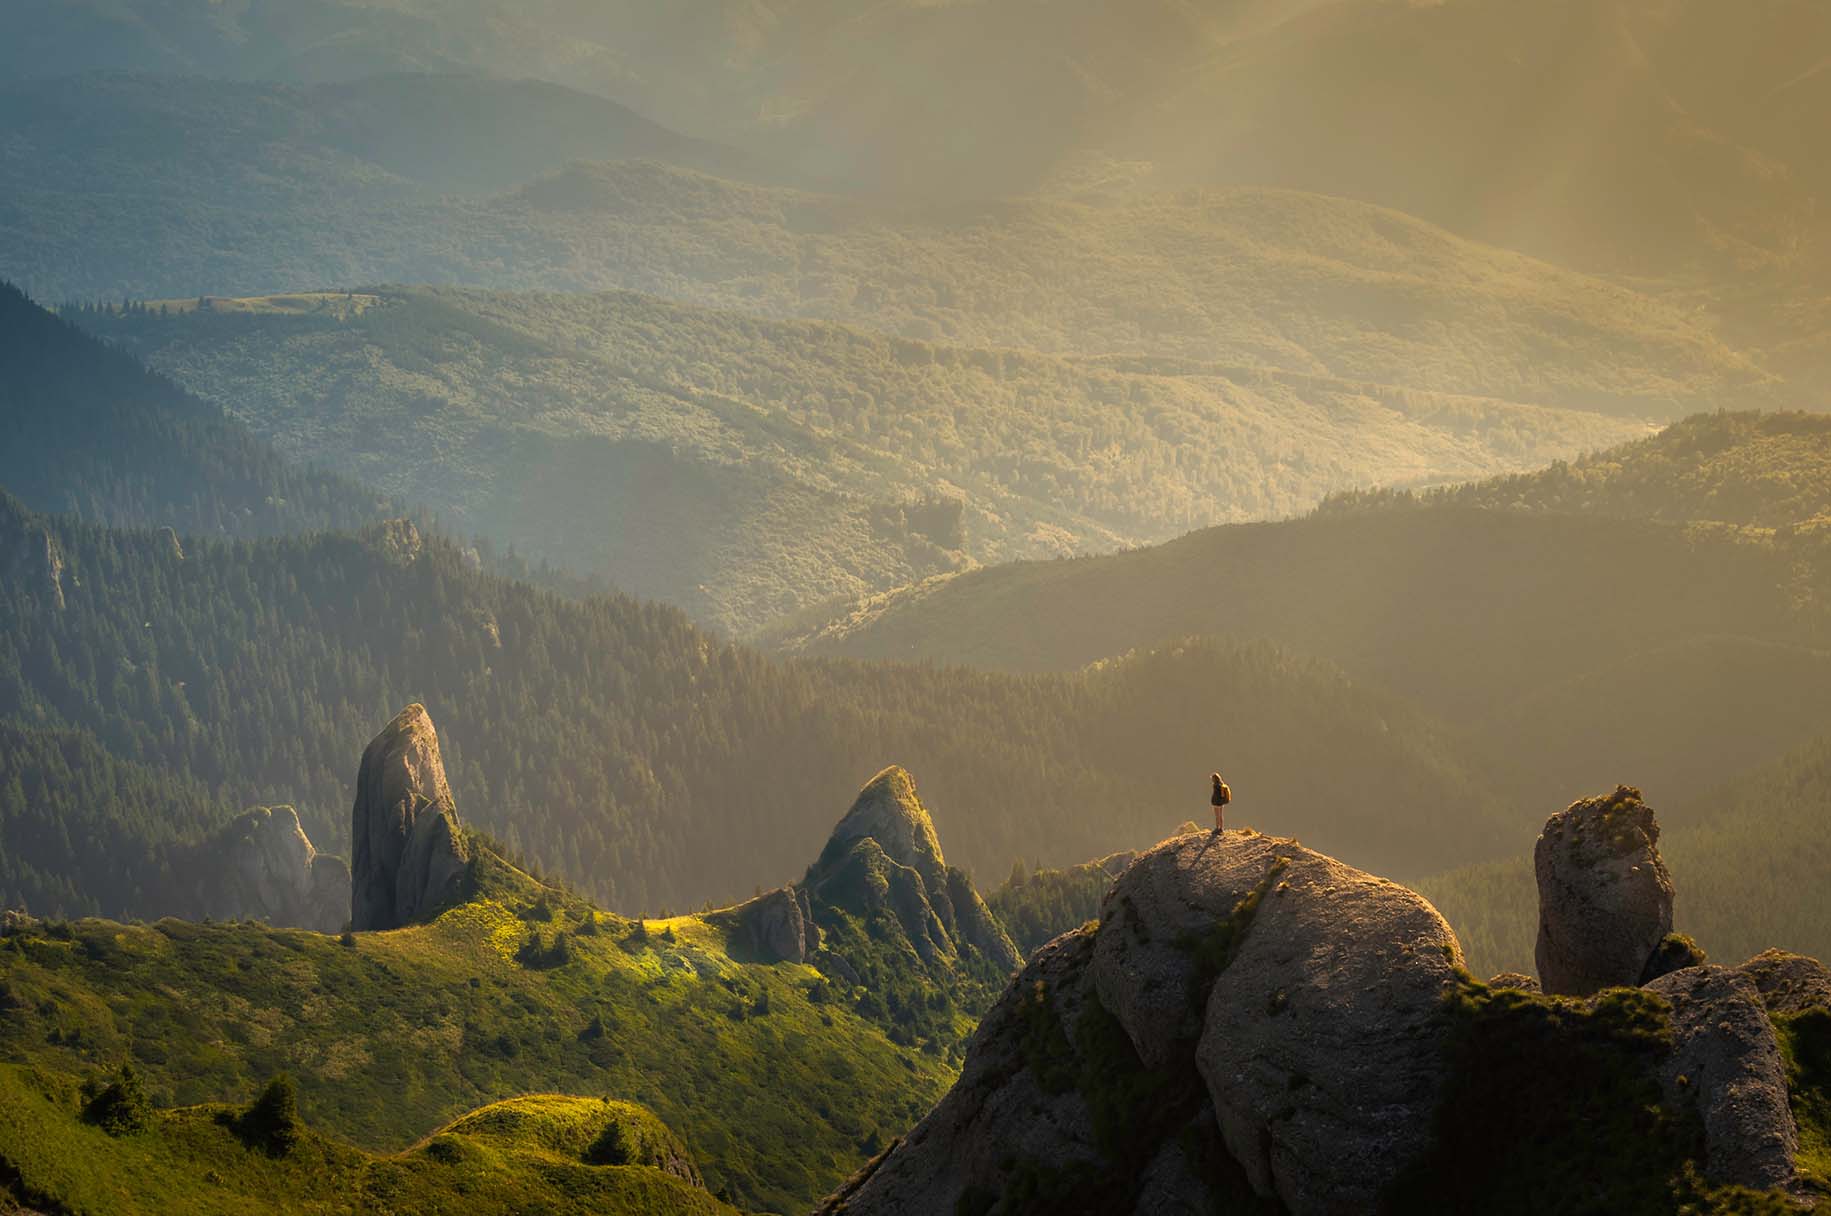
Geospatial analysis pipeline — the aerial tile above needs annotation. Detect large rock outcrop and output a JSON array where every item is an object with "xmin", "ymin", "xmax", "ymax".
[
  {"xmin": 1535, "ymin": 786, "xmax": 1674, "ymax": 996},
  {"xmin": 723, "ymin": 885, "xmax": 812, "ymax": 964},
  {"xmin": 1644, "ymin": 965, "xmax": 1799, "ymax": 1192},
  {"xmin": 805, "ymin": 767, "xmax": 1019, "ymax": 973},
  {"xmin": 350, "ymin": 704, "xmax": 470, "ymax": 931},
  {"xmin": 187, "ymin": 806, "xmax": 349, "ymax": 932},
  {"xmin": 824, "ymin": 829, "xmax": 1466, "ymax": 1216}
]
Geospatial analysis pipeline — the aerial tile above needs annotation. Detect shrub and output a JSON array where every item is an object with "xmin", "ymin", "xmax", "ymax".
[
  {"xmin": 81, "ymin": 1063, "xmax": 150, "ymax": 1136},
  {"xmin": 235, "ymin": 1073, "xmax": 302, "ymax": 1157}
]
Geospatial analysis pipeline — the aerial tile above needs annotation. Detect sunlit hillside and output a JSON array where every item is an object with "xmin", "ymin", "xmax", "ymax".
[{"xmin": 73, "ymin": 284, "xmax": 1653, "ymax": 632}]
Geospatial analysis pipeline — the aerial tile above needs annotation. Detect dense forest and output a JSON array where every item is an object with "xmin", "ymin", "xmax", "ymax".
[
  {"xmin": 72, "ymin": 285, "xmax": 1645, "ymax": 633},
  {"xmin": 0, "ymin": 284, "xmax": 389, "ymax": 537},
  {"xmin": 1321, "ymin": 411, "xmax": 1831, "ymax": 528},
  {"xmin": 0, "ymin": 489, "xmax": 1524, "ymax": 916}
]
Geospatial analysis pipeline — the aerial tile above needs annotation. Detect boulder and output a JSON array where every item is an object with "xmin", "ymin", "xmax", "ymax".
[
  {"xmin": 1091, "ymin": 829, "xmax": 1290, "ymax": 1070},
  {"xmin": 1191, "ymin": 840, "xmax": 1466, "ymax": 1214},
  {"xmin": 1535, "ymin": 786, "xmax": 1673, "ymax": 996},
  {"xmin": 350, "ymin": 704, "xmax": 469, "ymax": 931},
  {"xmin": 826, "ymin": 830, "xmax": 1465, "ymax": 1216},
  {"xmin": 725, "ymin": 886, "xmax": 807, "ymax": 964},
  {"xmin": 1736, "ymin": 949, "xmax": 1831, "ymax": 1016},
  {"xmin": 198, "ymin": 806, "xmax": 348, "ymax": 932},
  {"xmin": 1644, "ymin": 966, "xmax": 1798, "ymax": 1192}
]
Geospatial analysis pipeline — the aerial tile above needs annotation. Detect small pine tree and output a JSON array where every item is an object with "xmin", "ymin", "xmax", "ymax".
[
  {"xmin": 82, "ymin": 1063, "xmax": 150, "ymax": 1136},
  {"xmin": 237, "ymin": 1073, "xmax": 302, "ymax": 1156}
]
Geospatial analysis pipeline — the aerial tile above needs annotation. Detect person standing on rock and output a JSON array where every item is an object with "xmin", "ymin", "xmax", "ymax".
[{"xmin": 1210, "ymin": 772, "xmax": 1231, "ymax": 833}]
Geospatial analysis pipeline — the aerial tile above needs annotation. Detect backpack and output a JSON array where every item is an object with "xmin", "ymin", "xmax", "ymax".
[{"xmin": 1212, "ymin": 781, "xmax": 1231, "ymax": 807}]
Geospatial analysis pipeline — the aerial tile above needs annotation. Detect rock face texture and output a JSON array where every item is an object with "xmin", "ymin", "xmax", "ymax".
[
  {"xmin": 815, "ymin": 930, "xmax": 1110, "ymax": 1216},
  {"xmin": 1645, "ymin": 966, "xmax": 1799, "ymax": 1191},
  {"xmin": 805, "ymin": 767, "xmax": 1019, "ymax": 972},
  {"xmin": 823, "ymin": 829, "xmax": 1466, "ymax": 1216},
  {"xmin": 350, "ymin": 704, "xmax": 470, "ymax": 931},
  {"xmin": 1178, "ymin": 838, "xmax": 1465, "ymax": 1213},
  {"xmin": 190, "ymin": 806, "xmax": 349, "ymax": 932},
  {"xmin": 1737, "ymin": 949, "xmax": 1831, "ymax": 1016},
  {"xmin": 725, "ymin": 886, "xmax": 809, "ymax": 964},
  {"xmin": 1535, "ymin": 786, "xmax": 1674, "ymax": 996}
]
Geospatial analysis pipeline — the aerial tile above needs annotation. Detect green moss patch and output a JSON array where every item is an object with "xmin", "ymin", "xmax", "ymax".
[{"xmin": 1385, "ymin": 979, "xmax": 1732, "ymax": 1214}]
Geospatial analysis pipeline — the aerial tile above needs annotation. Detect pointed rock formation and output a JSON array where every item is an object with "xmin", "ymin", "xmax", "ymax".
[
  {"xmin": 350, "ymin": 704, "xmax": 469, "ymax": 931},
  {"xmin": 1534, "ymin": 785, "xmax": 1674, "ymax": 996},
  {"xmin": 805, "ymin": 766, "xmax": 1018, "ymax": 972}
]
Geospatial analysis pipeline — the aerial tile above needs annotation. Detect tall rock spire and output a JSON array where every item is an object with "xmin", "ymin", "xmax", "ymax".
[{"xmin": 350, "ymin": 704, "xmax": 469, "ymax": 931}]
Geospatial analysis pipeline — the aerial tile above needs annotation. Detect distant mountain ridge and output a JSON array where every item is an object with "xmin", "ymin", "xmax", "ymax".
[
  {"xmin": 72, "ymin": 283, "xmax": 1659, "ymax": 633},
  {"xmin": 7, "ymin": 1, "xmax": 1827, "ymax": 278}
]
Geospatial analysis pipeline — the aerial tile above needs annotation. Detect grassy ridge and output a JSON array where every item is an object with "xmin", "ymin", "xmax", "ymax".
[
  {"xmin": 0, "ymin": 874, "xmax": 951, "ymax": 1214},
  {"xmin": 0, "ymin": 1068, "xmax": 737, "ymax": 1216}
]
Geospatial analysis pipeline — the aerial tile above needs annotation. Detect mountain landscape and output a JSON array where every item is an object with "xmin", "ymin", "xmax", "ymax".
[
  {"xmin": 5, "ymin": 2, "xmax": 1831, "ymax": 1212},
  {"xmin": 67, "ymin": 282, "xmax": 1660, "ymax": 632}
]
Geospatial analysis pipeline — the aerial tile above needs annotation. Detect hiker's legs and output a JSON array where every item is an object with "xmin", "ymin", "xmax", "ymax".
[{"xmin": 1212, "ymin": 804, "xmax": 1224, "ymax": 833}]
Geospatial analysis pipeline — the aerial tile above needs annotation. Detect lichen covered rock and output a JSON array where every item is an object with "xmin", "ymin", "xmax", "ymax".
[
  {"xmin": 1736, "ymin": 949, "xmax": 1831, "ymax": 1016},
  {"xmin": 831, "ymin": 831, "xmax": 1465, "ymax": 1216},
  {"xmin": 1191, "ymin": 840, "xmax": 1465, "ymax": 1213},
  {"xmin": 1644, "ymin": 965, "xmax": 1799, "ymax": 1191},
  {"xmin": 1535, "ymin": 786, "xmax": 1673, "ymax": 996}
]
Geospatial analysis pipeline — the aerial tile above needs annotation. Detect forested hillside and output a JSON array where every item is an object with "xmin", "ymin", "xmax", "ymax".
[
  {"xmin": 72, "ymin": 285, "xmax": 1646, "ymax": 633},
  {"xmin": 0, "ymin": 283, "xmax": 388, "ymax": 537},
  {"xmin": 781, "ymin": 458, "xmax": 1831, "ymax": 812},
  {"xmin": 1324, "ymin": 411, "xmax": 1831, "ymax": 528},
  {"xmin": 0, "ymin": 490, "xmax": 1525, "ymax": 919}
]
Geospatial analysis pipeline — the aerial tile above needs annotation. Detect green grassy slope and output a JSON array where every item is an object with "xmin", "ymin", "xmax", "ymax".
[
  {"xmin": 0, "ymin": 874, "xmax": 950, "ymax": 1214},
  {"xmin": 73, "ymin": 284, "xmax": 1649, "ymax": 634},
  {"xmin": 0, "ymin": 1070, "xmax": 738, "ymax": 1216}
]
